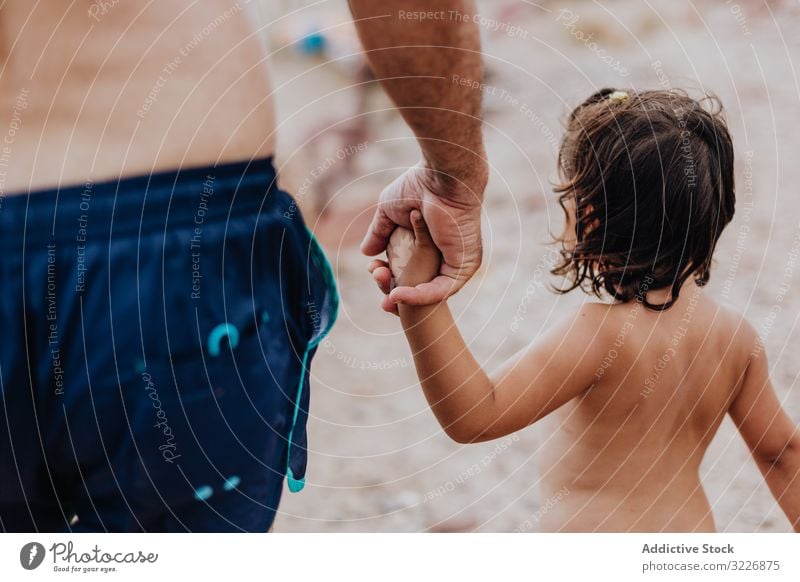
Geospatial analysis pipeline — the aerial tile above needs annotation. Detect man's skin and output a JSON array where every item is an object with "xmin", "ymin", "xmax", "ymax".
[
  {"xmin": 0, "ymin": 1, "xmax": 276, "ymax": 193},
  {"xmin": 0, "ymin": 0, "xmax": 487, "ymax": 309}
]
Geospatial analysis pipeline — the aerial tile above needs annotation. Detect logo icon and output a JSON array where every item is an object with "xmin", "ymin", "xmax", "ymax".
[{"xmin": 20, "ymin": 542, "xmax": 46, "ymax": 570}]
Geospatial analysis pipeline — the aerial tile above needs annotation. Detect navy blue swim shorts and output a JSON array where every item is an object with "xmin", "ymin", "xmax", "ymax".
[{"xmin": 0, "ymin": 157, "xmax": 337, "ymax": 532}]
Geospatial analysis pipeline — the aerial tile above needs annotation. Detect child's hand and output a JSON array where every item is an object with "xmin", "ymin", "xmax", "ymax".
[
  {"xmin": 368, "ymin": 211, "xmax": 441, "ymax": 312},
  {"xmin": 387, "ymin": 211, "xmax": 441, "ymax": 288}
]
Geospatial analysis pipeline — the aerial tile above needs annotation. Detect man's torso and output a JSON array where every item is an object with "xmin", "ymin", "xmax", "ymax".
[{"xmin": 0, "ymin": 0, "xmax": 276, "ymax": 194}]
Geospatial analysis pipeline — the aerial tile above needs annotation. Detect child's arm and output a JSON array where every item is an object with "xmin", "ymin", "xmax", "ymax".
[
  {"xmin": 386, "ymin": 212, "xmax": 609, "ymax": 443},
  {"xmin": 729, "ymin": 332, "xmax": 800, "ymax": 532}
]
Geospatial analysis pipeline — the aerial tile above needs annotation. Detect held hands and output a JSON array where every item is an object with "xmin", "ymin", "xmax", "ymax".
[
  {"xmin": 361, "ymin": 163, "xmax": 484, "ymax": 313},
  {"xmin": 368, "ymin": 211, "xmax": 442, "ymax": 314}
]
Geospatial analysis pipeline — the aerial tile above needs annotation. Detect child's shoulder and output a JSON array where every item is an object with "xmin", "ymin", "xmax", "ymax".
[
  {"xmin": 561, "ymin": 301, "xmax": 638, "ymax": 353},
  {"xmin": 574, "ymin": 300, "xmax": 639, "ymax": 335},
  {"xmin": 566, "ymin": 300, "xmax": 619, "ymax": 331},
  {"xmin": 712, "ymin": 302, "xmax": 763, "ymax": 358},
  {"xmin": 577, "ymin": 297, "xmax": 760, "ymax": 356},
  {"xmin": 692, "ymin": 298, "xmax": 761, "ymax": 352}
]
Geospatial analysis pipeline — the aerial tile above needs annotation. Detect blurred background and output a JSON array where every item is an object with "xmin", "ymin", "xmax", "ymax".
[{"xmin": 255, "ymin": 0, "xmax": 800, "ymax": 532}]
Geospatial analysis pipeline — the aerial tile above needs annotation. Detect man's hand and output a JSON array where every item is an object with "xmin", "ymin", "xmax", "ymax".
[{"xmin": 363, "ymin": 164, "xmax": 483, "ymax": 313}]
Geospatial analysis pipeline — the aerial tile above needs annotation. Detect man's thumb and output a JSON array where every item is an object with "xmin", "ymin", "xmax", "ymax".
[{"xmin": 360, "ymin": 208, "xmax": 396, "ymax": 256}]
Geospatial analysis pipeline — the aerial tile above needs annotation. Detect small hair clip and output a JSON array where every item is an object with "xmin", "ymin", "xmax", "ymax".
[{"xmin": 608, "ymin": 90, "xmax": 630, "ymax": 103}]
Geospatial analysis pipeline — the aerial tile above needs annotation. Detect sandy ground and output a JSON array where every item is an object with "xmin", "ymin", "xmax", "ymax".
[{"xmin": 261, "ymin": 0, "xmax": 800, "ymax": 532}]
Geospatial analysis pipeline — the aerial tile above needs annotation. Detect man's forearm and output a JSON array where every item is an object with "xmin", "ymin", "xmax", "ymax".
[{"xmin": 350, "ymin": 0, "xmax": 487, "ymax": 201}]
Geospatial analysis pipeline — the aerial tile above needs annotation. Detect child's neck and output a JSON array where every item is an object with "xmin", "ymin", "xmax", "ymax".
[{"xmin": 643, "ymin": 278, "xmax": 699, "ymax": 306}]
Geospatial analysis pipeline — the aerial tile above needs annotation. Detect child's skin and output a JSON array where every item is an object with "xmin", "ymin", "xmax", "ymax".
[{"xmin": 372, "ymin": 211, "xmax": 800, "ymax": 532}]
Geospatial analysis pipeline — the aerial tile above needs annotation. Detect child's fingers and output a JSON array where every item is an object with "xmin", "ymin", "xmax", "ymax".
[
  {"xmin": 389, "ymin": 275, "xmax": 456, "ymax": 305},
  {"xmin": 367, "ymin": 259, "xmax": 390, "ymax": 274},
  {"xmin": 381, "ymin": 293, "xmax": 399, "ymax": 316},
  {"xmin": 371, "ymin": 265, "xmax": 393, "ymax": 295},
  {"xmin": 410, "ymin": 210, "xmax": 434, "ymax": 247}
]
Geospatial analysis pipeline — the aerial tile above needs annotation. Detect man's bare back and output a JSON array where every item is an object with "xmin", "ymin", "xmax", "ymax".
[
  {"xmin": 537, "ymin": 285, "xmax": 753, "ymax": 532},
  {"xmin": 0, "ymin": 0, "xmax": 275, "ymax": 194}
]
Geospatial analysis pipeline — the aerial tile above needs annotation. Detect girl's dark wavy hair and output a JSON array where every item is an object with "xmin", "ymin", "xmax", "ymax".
[{"xmin": 551, "ymin": 88, "xmax": 736, "ymax": 310}]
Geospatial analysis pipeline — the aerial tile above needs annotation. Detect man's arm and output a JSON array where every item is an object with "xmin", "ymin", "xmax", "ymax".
[
  {"xmin": 729, "ymin": 333, "xmax": 800, "ymax": 532},
  {"xmin": 350, "ymin": 0, "xmax": 488, "ymax": 308},
  {"xmin": 349, "ymin": 0, "xmax": 487, "ymax": 197}
]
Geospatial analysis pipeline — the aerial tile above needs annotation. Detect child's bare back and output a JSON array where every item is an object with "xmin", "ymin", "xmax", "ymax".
[{"xmin": 538, "ymin": 289, "xmax": 755, "ymax": 532}]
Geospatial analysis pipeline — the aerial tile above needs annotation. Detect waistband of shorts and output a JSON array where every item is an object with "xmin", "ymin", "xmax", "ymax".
[{"xmin": 0, "ymin": 156, "xmax": 281, "ymax": 249}]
